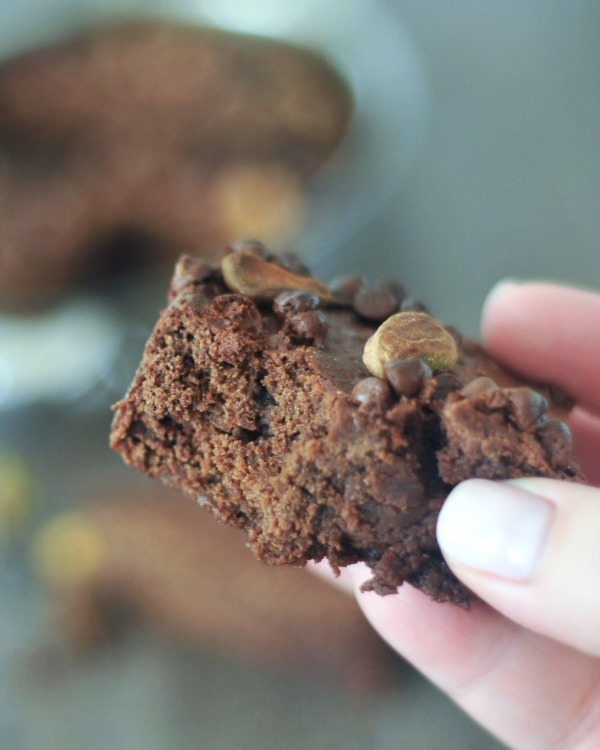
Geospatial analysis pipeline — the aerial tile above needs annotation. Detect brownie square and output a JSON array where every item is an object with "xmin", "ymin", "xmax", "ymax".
[{"xmin": 111, "ymin": 246, "xmax": 583, "ymax": 606}]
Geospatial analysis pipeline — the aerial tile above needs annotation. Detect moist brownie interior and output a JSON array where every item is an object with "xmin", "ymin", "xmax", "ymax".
[{"xmin": 111, "ymin": 246, "xmax": 583, "ymax": 606}]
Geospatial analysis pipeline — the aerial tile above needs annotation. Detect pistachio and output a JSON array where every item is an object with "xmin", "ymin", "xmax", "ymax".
[
  {"xmin": 221, "ymin": 249, "xmax": 330, "ymax": 304},
  {"xmin": 363, "ymin": 311, "xmax": 458, "ymax": 378}
]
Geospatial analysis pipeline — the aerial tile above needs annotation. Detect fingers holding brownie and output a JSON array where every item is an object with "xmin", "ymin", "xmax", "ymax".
[
  {"xmin": 482, "ymin": 281, "xmax": 600, "ymax": 414},
  {"xmin": 438, "ymin": 478, "xmax": 600, "ymax": 656},
  {"xmin": 482, "ymin": 280, "xmax": 600, "ymax": 486}
]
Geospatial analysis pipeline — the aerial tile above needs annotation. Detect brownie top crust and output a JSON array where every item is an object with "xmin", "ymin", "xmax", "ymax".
[{"xmin": 111, "ymin": 243, "xmax": 583, "ymax": 606}]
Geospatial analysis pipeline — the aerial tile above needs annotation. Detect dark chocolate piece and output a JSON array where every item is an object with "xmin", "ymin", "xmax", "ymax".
[
  {"xmin": 353, "ymin": 284, "xmax": 399, "ymax": 322},
  {"xmin": 384, "ymin": 357, "xmax": 432, "ymax": 398},
  {"xmin": 111, "ymin": 251, "xmax": 584, "ymax": 606},
  {"xmin": 328, "ymin": 274, "xmax": 365, "ymax": 306}
]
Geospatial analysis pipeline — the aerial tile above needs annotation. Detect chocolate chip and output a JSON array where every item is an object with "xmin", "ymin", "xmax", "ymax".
[
  {"xmin": 383, "ymin": 357, "xmax": 432, "ymax": 397},
  {"xmin": 353, "ymin": 286, "xmax": 398, "ymax": 322},
  {"xmin": 505, "ymin": 387, "xmax": 548, "ymax": 430},
  {"xmin": 168, "ymin": 255, "xmax": 213, "ymax": 299},
  {"xmin": 461, "ymin": 376, "xmax": 498, "ymax": 397},
  {"xmin": 351, "ymin": 377, "xmax": 392, "ymax": 412},
  {"xmin": 328, "ymin": 274, "xmax": 365, "ymax": 306},
  {"xmin": 431, "ymin": 373, "xmax": 464, "ymax": 400},
  {"xmin": 400, "ymin": 296, "xmax": 429, "ymax": 314},
  {"xmin": 273, "ymin": 290, "xmax": 320, "ymax": 319},
  {"xmin": 378, "ymin": 280, "xmax": 406, "ymax": 304},
  {"xmin": 285, "ymin": 310, "xmax": 329, "ymax": 347},
  {"xmin": 537, "ymin": 418, "xmax": 573, "ymax": 469}
]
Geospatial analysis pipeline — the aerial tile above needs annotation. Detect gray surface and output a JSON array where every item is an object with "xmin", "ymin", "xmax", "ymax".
[
  {"xmin": 14, "ymin": 635, "xmax": 503, "ymax": 750},
  {"xmin": 319, "ymin": 0, "xmax": 600, "ymax": 336}
]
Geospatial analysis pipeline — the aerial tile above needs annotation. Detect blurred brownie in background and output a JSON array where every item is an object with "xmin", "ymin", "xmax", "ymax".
[
  {"xmin": 0, "ymin": 22, "xmax": 352, "ymax": 308},
  {"xmin": 31, "ymin": 483, "xmax": 395, "ymax": 693}
]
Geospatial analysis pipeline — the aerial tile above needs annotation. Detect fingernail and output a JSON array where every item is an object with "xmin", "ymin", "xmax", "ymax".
[
  {"xmin": 437, "ymin": 479, "xmax": 555, "ymax": 581},
  {"xmin": 483, "ymin": 278, "xmax": 522, "ymax": 309}
]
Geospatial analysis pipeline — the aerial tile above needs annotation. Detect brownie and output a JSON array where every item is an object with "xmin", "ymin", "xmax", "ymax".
[
  {"xmin": 33, "ymin": 482, "xmax": 395, "ymax": 690},
  {"xmin": 110, "ymin": 245, "xmax": 584, "ymax": 606},
  {"xmin": 0, "ymin": 22, "xmax": 351, "ymax": 308}
]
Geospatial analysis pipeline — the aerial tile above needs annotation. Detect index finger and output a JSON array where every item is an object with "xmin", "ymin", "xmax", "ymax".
[{"xmin": 481, "ymin": 281, "xmax": 600, "ymax": 413}]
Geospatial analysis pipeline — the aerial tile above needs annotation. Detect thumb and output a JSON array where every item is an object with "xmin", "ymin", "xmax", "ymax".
[{"xmin": 437, "ymin": 477, "xmax": 600, "ymax": 656}]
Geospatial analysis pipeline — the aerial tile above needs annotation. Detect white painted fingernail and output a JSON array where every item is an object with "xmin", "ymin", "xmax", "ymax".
[
  {"xmin": 436, "ymin": 479, "xmax": 555, "ymax": 581},
  {"xmin": 482, "ymin": 278, "xmax": 522, "ymax": 309}
]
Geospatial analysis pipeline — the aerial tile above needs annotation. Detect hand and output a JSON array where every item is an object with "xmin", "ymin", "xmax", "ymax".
[{"xmin": 350, "ymin": 282, "xmax": 600, "ymax": 750}]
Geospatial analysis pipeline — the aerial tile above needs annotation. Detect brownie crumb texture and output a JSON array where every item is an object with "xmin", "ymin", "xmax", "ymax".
[{"xmin": 111, "ymin": 243, "xmax": 584, "ymax": 606}]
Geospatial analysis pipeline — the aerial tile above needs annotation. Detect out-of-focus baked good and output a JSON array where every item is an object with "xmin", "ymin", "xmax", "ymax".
[
  {"xmin": 0, "ymin": 22, "xmax": 352, "ymax": 307},
  {"xmin": 32, "ymin": 483, "xmax": 393, "ymax": 690}
]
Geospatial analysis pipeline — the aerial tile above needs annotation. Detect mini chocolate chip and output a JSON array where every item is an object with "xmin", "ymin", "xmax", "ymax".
[
  {"xmin": 505, "ymin": 387, "xmax": 548, "ymax": 430},
  {"xmin": 353, "ymin": 286, "xmax": 399, "ymax": 321},
  {"xmin": 328, "ymin": 274, "xmax": 366, "ymax": 306},
  {"xmin": 537, "ymin": 418, "xmax": 573, "ymax": 469},
  {"xmin": 169, "ymin": 255, "xmax": 213, "ymax": 299},
  {"xmin": 431, "ymin": 373, "xmax": 464, "ymax": 400},
  {"xmin": 378, "ymin": 280, "xmax": 406, "ymax": 304},
  {"xmin": 384, "ymin": 357, "xmax": 432, "ymax": 397},
  {"xmin": 351, "ymin": 377, "xmax": 392, "ymax": 412},
  {"xmin": 286, "ymin": 310, "xmax": 329, "ymax": 347},
  {"xmin": 273, "ymin": 290, "xmax": 320, "ymax": 319},
  {"xmin": 400, "ymin": 296, "xmax": 429, "ymax": 314},
  {"xmin": 461, "ymin": 376, "xmax": 498, "ymax": 397}
]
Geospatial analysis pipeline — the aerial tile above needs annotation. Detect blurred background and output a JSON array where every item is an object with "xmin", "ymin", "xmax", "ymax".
[{"xmin": 1, "ymin": 1, "xmax": 599, "ymax": 748}]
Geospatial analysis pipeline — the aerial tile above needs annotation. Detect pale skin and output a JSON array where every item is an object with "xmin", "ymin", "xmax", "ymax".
[{"xmin": 315, "ymin": 281, "xmax": 600, "ymax": 750}]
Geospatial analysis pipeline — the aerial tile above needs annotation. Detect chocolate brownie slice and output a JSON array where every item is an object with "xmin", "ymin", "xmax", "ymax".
[
  {"xmin": 110, "ymin": 245, "xmax": 583, "ymax": 606},
  {"xmin": 0, "ymin": 22, "xmax": 351, "ymax": 307}
]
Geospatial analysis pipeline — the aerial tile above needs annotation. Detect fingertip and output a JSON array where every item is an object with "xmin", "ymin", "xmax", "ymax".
[
  {"xmin": 480, "ymin": 279, "xmax": 523, "ymax": 342},
  {"xmin": 482, "ymin": 278, "xmax": 523, "ymax": 309},
  {"xmin": 348, "ymin": 561, "xmax": 501, "ymax": 683},
  {"xmin": 438, "ymin": 477, "xmax": 600, "ymax": 655},
  {"xmin": 437, "ymin": 479, "xmax": 555, "ymax": 582}
]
